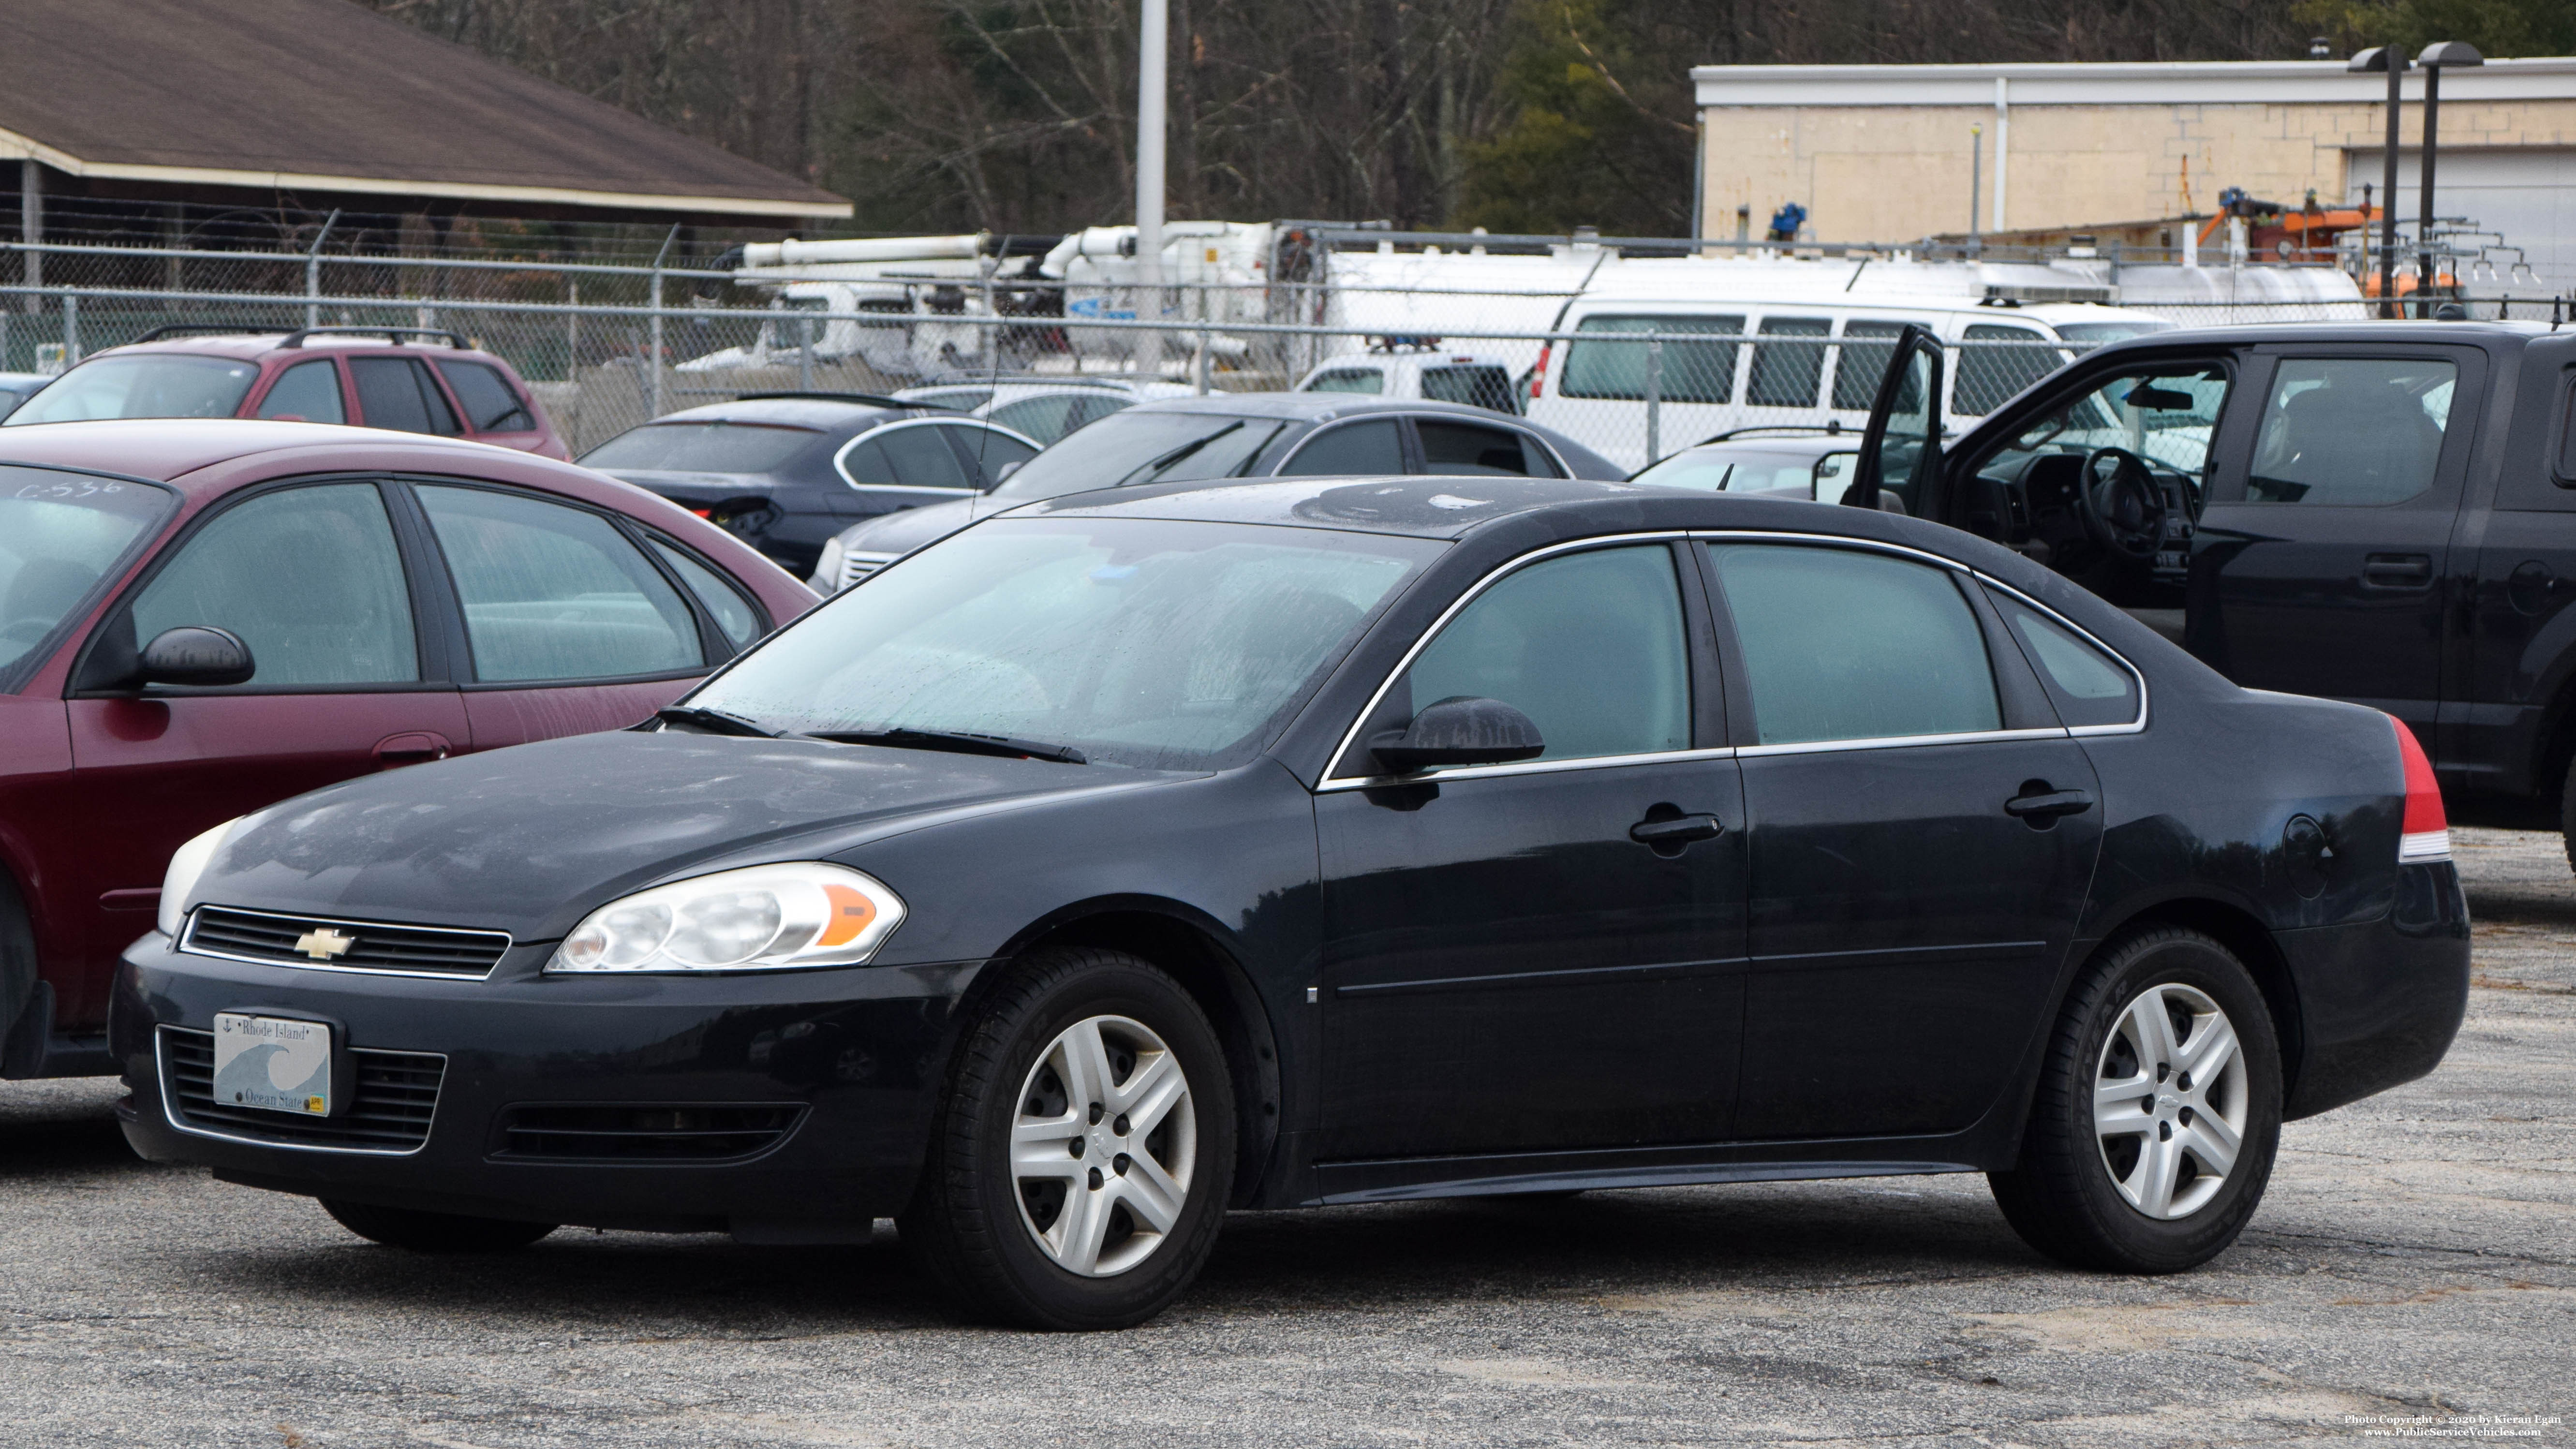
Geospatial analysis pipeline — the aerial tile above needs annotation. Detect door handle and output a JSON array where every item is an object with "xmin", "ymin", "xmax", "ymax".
[
  {"xmin": 2004, "ymin": 787, "xmax": 2095, "ymax": 821},
  {"xmin": 2362, "ymin": 553, "xmax": 2433, "ymax": 589},
  {"xmin": 373, "ymin": 731, "xmax": 453, "ymax": 768},
  {"xmin": 1630, "ymin": 813, "xmax": 1724, "ymax": 845}
]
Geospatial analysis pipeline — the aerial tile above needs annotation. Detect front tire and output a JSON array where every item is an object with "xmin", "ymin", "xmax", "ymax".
[
  {"xmin": 322, "ymin": 1199, "xmax": 556, "ymax": 1252},
  {"xmin": 1988, "ymin": 927, "xmax": 2281, "ymax": 1272},
  {"xmin": 901, "ymin": 946, "xmax": 1236, "ymax": 1330}
]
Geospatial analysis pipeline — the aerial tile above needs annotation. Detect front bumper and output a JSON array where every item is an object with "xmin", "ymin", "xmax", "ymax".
[
  {"xmin": 2279, "ymin": 861, "xmax": 2472, "ymax": 1121},
  {"xmin": 112, "ymin": 930, "xmax": 984, "ymax": 1234}
]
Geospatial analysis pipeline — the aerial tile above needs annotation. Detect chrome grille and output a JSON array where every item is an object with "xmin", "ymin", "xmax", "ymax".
[
  {"xmin": 835, "ymin": 550, "xmax": 898, "ymax": 591},
  {"xmin": 159, "ymin": 1026, "xmax": 443, "ymax": 1153},
  {"xmin": 183, "ymin": 906, "xmax": 510, "ymax": 978}
]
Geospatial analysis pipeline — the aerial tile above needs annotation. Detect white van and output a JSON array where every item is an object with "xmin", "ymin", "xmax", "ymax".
[
  {"xmin": 1525, "ymin": 290, "xmax": 2174, "ymax": 473},
  {"xmin": 1292, "ymin": 346, "xmax": 1521, "ymax": 414}
]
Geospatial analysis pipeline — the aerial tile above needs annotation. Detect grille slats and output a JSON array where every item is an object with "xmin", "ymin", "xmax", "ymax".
[
  {"xmin": 495, "ymin": 1104, "xmax": 802, "ymax": 1162},
  {"xmin": 160, "ymin": 1027, "xmax": 443, "ymax": 1152},
  {"xmin": 184, "ymin": 907, "xmax": 510, "ymax": 978}
]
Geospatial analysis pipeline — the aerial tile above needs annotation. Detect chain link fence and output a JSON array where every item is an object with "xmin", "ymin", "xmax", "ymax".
[{"xmin": 3, "ymin": 239, "xmax": 2557, "ymax": 466}]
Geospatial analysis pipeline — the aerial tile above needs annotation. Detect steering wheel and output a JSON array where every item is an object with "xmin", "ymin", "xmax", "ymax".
[{"xmin": 2075, "ymin": 447, "xmax": 2169, "ymax": 562}]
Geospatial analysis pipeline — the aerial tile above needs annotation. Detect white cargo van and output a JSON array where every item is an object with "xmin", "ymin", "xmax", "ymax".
[{"xmin": 1525, "ymin": 288, "xmax": 2173, "ymax": 473}]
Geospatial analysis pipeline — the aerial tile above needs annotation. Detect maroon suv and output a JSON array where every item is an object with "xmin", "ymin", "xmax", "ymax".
[
  {"xmin": 2, "ymin": 326, "xmax": 573, "ymax": 459},
  {"xmin": 0, "ymin": 419, "xmax": 814, "ymax": 1078}
]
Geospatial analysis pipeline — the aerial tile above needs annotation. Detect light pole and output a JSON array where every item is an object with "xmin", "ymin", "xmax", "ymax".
[
  {"xmin": 2347, "ymin": 45, "xmax": 2407, "ymax": 318},
  {"xmin": 2415, "ymin": 41, "xmax": 2485, "ymax": 308},
  {"xmin": 1133, "ymin": 0, "xmax": 1168, "ymax": 377}
]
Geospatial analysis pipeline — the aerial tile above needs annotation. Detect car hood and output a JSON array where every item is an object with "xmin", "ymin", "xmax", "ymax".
[
  {"xmin": 191, "ymin": 729, "xmax": 1172, "ymax": 942},
  {"xmin": 835, "ymin": 494, "xmax": 994, "ymax": 555}
]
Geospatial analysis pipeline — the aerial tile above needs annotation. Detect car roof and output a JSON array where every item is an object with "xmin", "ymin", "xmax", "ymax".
[
  {"xmin": 82, "ymin": 332, "xmax": 510, "ymax": 364},
  {"xmin": 1026, "ymin": 474, "xmax": 1652, "ymax": 538},
  {"xmin": 1121, "ymin": 392, "xmax": 1536, "ymax": 422},
  {"xmin": 646, "ymin": 396, "xmax": 906, "ymax": 429},
  {"xmin": 0, "ymin": 417, "xmax": 559, "ymax": 493},
  {"xmin": 1671, "ymin": 431, "xmax": 1858, "ymax": 457},
  {"xmin": 2082, "ymin": 319, "xmax": 2554, "ymax": 353}
]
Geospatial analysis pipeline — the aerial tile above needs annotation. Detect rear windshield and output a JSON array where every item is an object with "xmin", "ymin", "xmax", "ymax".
[
  {"xmin": 990, "ymin": 411, "xmax": 1286, "ymax": 502},
  {"xmin": 1421, "ymin": 365, "xmax": 1519, "ymax": 414},
  {"xmin": 581, "ymin": 421, "xmax": 822, "ymax": 473},
  {"xmin": 3, "ymin": 355, "xmax": 259, "ymax": 425},
  {"xmin": 0, "ymin": 466, "xmax": 175, "ymax": 678}
]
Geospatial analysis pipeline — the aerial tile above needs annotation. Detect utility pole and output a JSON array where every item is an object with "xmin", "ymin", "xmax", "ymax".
[
  {"xmin": 1968, "ymin": 124, "xmax": 1983, "ymax": 256},
  {"xmin": 1133, "ymin": 0, "xmax": 1167, "ymax": 378},
  {"xmin": 2348, "ymin": 46, "xmax": 2407, "ymax": 318},
  {"xmin": 2416, "ymin": 42, "xmax": 2485, "ymax": 309}
]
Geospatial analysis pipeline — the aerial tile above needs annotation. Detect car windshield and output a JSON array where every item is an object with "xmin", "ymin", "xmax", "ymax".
[
  {"xmin": 989, "ymin": 412, "xmax": 1286, "ymax": 502},
  {"xmin": 0, "ymin": 466, "xmax": 175, "ymax": 675},
  {"xmin": 581, "ymin": 421, "xmax": 823, "ymax": 473},
  {"xmin": 689, "ymin": 517, "xmax": 1440, "ymax": 770},
  {"xmin": 3, "ymin": 355, "xmax": 259, "ymax": 425}
]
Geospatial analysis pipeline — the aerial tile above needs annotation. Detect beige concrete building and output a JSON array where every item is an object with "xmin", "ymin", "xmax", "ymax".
[{"xmin": 1692, "ymin": 59, "xmax": 2576, "ymax": 287}]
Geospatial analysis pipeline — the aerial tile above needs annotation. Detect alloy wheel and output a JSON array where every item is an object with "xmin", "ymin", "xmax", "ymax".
[
  {"xmin": 1010, "ymin": 1014, "xmax": 1197, "ymax": 1277},
  {"xmin": 2092, "ymin": 982, "xmax": 2248, "ymax": 1220}
]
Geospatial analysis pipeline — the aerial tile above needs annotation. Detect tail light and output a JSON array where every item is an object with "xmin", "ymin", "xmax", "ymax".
[
  {"xmin": 1527, "ymin": 343, "xmax": 1551, "ymax": 401},
  {"xmin": 2392, "ymin": 717, "xmax": 2449, "ymax": 863}
]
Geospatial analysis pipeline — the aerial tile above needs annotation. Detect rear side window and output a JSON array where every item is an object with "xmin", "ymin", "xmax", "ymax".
[
  {"xmin": 437, "ymin": 360, "xmax": 535, "ymax": 433},
  {"xmin": 2247, "ymin": 357, "xmax": 2456, "ymax": 505},
  {"xmin": 351, "ymin": 357, "xmax": 459, "ymax": 436},
  {"xmin": 1747, "ymin": 318, "xmax": 1831, "ymax": 408},
  {"xmin": 255, "ymin": 360, "xmax": 344, "ymax": 424},
  {"xmin": 1988, "ymin": 589, "xmax": 2140, "ymax": 728},
  {"xmin": 1280, "ymin": 419, "xmax": 1405, "ymax": 476},
  {"xmin": 1306, "ymin": 369, "xmax": 1383, "ymax": 395},
  {"xmin": 1562, "ymin": 315, "xmax": 1740, "ymax": 403},
  {"xmin": 1709, "ymin": 543, "xmax": 2000, "ymax": 745},
  {"xmin": 650, "ymin": 538, "xmax": 763, "ymax": 652},
  {"xmin": 875, "ymin": 425, "xmax": 974, "ymax": 490},
  {"xmin": 416, "ymin": 486, "xmax": 702, "ymax": 681},
  {"xmin": 129, "ymin": 483, "xmax": 416, "ymax": 686},
  {"xmin": 947, "ymin": 424, "xmax": 1039, "ymax": 488},
  {"xmin": 1421, "ymin": 365, "xmax": 1517, "ymax": 414},
  {"xmin": 1954, "ymin": 324, "xmax": 2061, "ymax": 416},
  {"xmin": 1417, "ymin": 420, "xmax": 1550, "ymax": 477},
  {"xmin": 1397, "ymin": 544, "xmax": 1689, "ymax": 763}
]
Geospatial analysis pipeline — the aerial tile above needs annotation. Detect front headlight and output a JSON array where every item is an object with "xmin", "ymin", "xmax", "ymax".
[
  {"xmin": 546, "ymin": 862, "xmax": 905, "ymax": 974},
  {"xmin": 158, "ymin": 816, "xmax": 246, "ymax": 938}
]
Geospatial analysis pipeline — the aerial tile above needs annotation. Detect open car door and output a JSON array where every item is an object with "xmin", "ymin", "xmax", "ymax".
[{"xmin": 1847, "ymin": 324, "xmax": 1944, "ymax": 516}]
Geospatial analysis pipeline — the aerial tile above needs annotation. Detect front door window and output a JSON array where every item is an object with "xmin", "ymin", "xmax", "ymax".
[{"xmin": 129, "ymin": 484, "xmax": 417, "ymax": 686}]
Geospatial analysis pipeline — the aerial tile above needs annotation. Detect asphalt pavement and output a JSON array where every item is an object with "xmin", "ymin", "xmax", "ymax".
[{"xmin": 2, "ymin": 830, "xmax": 2568, "ymax": 1447}]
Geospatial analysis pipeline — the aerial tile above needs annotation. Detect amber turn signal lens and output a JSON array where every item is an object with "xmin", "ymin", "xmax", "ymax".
[{"xmin": 816, "ymin": 884, "xmax": 877, "ymax": 947}]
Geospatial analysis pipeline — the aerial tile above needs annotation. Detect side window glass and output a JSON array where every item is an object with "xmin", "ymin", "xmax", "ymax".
[
  {"xmin": 255, "ymin": 360, "xmax": 344, "ymax": 424},
  {"xmin": 1397, "ymin": 545, "xmax": 1689, "ymax": 764},
  {"xmin": 416, "ymin": 485, "xmax": 702, "ymax": 681},
  {"xmin": 990, "ymin": 395, "xmax": 1082, "ymax": 444},
  {"xmin": 840, "ymin": 437, "xmax": 896, "ymax": 487},
  {"xmin": 1831, "ymin": 320, "xmax": 1928, "ymax": 410},
  {"xmin": 877, "ymin": 425, "xmax": 973, "ymax": 491},
  {"xmin": 129, "ymin": 484, "xmax": 416, "ymax": 686},
  {"xmin": 1954, "ymin": 324, "xmax": 2061, "ymax": 416},
  {"xmin": 1417, "ymin": 420, "xmax": 1535, "ymax": 477},
  {"xmin": 436, "ymin": 360, "xmax": 535, "ymax": 433},
  {"xmin": 1562, "ymin": 316, "xmax": 1741, "ymax": 403},
  {"xmin": 1709, "ymin": 544, "xmax": 1999, "ymax": 745},
  {"xmin": 1307, "ymin": 370, "xmax": 1383, "ymax": 395},
  {"xmin": 351, "ymin": 357, "xmax": 459, "ymax": 435},
  {"xmin": 1281, "ymin": 419, "xmax": 1406, "ymax": 476},
  {"xmin": 1747, "ymin": 317, "xmax": 1831, "ymax": 408},
  {"xmin": 950, "ymin": 425, "xmax": 1039, "ymax": 489},
  {"xmin": 650, "ymin": 538, "xmax": 763, "ymax": 652},
  {"xmin": 1988, "ymin": 589, "xmax": 2140, "ymax": 728},
  {"xmin": 2559, "ymin": 376, "xmax": 2576, "ymax": 484},
  {"xmin": 2247, "ymin": 357, "xmax": 2457, "ymax": 505}
]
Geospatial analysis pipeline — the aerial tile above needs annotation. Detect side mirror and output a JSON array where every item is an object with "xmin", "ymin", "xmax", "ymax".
[
  {"xmin": 139, "ymin": 626, "xmax": 255, "ymax": 687},
  {"xmin": 1369, "ymin": 695, "xmax": 1544, "ymax": 773}
]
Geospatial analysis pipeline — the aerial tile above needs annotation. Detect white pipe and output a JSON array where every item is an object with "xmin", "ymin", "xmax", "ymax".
[
  {"xmin": 1135, "ymin": 0, "xmax": 1167, "ymax": 372},
  {"xmin": 740, "ymin": 235, "xmax": 985, "ymax": 268},
  {"xmin": 1993, "ymin": 77, "xmax": 2010, "ymax": 233}
]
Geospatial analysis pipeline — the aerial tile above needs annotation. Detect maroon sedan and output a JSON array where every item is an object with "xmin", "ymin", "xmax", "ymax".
[{"xmin": 0, "ymin": 420, "xmax": 814, "ymax": 1078}]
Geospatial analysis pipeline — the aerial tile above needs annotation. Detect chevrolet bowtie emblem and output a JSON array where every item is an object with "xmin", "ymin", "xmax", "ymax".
[{"xmin": 294, "ymin": 928, "xmax": 355, "ymax": 961}]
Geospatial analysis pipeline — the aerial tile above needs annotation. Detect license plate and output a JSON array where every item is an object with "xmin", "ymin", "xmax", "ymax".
[{"xmin": 211, "ymin": 1014, "xmax": 332, "ymax": 1116}]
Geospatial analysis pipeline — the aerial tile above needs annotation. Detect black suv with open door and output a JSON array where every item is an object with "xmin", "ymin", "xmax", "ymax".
[{"xmin": 1847, "ymin": 320, "xmax": 2576, "ymax": 859}]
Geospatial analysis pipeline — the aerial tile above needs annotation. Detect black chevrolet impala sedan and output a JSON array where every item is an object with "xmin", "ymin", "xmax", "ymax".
[{"xmin": 113, "ymin": 476, "xmax": 2469, "ymax": 1329}]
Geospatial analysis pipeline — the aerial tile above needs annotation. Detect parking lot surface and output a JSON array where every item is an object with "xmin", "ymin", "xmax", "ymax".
[{"xmin": 3, "ymin": 830, "xmax": 2568, "ymax": 1448}]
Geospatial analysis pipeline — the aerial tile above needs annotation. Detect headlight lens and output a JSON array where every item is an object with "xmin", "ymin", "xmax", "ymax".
[
  {"xmin": 547, "ymin": 862, "xmax": 904, "ymax": 974},
  {"xmin": 158, "ymin": 816, "xmax": 246, "ymax": 938}
]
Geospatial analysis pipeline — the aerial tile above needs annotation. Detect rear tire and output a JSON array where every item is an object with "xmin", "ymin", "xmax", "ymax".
[
  {"xmin": 900, "ymin": 946, "xmax": 1235, "ymax": 1330},
  {"xmin": 1987, "ymin": 927, "xmax": 2281, "ymax": 1273},
  {"xmin": 322, "ymin": 1199, "xmax": 557, "ymax": 1253}
]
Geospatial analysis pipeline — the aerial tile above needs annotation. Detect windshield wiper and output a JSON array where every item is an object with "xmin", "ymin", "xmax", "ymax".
[
  {"xmin": 654, "ymin": 705, "xmax": 786, "ymax": 739},
  {"xmin": 1115, "ymin": 422, "xmax": 1242, "ymax": 487},
  {"xmin": 813, "ymin": 727, "xmax": 1087, "ymax": 765}
]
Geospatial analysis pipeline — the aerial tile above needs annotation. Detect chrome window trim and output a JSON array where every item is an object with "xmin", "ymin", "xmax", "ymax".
[
  {"xmin": 1318, "ymin": 525, "xmax": 2149, "ymax": 790},
  {"xmin": 832, "ymin": 416, "xmax": 1040, "ymax": 494},
  {"xmin": 154, "ymin": 1025, "xmax": 442, "ymax": 1159},
  {"xmin": 178, "ymin": 903, "xmax": 510, "ymax": 982}
]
